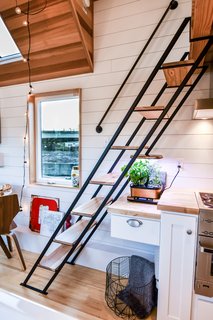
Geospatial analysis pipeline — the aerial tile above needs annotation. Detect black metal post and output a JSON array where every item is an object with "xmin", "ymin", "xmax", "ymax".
[{"xmin": 96, "ymin": 0, "xmax": 178, "ymax": 133}]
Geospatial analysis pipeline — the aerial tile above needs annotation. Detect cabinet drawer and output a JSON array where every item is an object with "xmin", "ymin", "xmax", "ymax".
[{"xmin": 111, "ymin": 214, "xmax": 160, "ymax": 246}]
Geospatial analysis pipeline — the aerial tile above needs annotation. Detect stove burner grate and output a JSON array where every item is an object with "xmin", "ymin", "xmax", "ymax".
[{"xmin": 200, "ymin": 192, "xmax": 213, "ymax": 208}]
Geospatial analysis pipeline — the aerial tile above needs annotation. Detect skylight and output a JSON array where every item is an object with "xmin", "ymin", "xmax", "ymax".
[{"xmin": 0, "ymin": 16, "xmax": 22, "ymax": 63}]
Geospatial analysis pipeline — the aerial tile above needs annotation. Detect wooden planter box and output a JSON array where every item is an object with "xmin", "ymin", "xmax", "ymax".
[{"xmin": 130, "ymin": 184, "xmax": 163, "ymax": 199}]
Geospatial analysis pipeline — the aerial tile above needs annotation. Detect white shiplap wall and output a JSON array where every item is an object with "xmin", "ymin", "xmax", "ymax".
[{"xmin": 0, "ymin": 0, "xmax": 212, "ymax": 269}]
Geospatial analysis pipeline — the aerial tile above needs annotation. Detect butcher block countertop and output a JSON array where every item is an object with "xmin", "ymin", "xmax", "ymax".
[
  {"xmin": 107, "ymin": 195, "xmax": 161, "ymax": 219},
  {"xmin": 158, "ymin": 190, "xmax": 199, "ymax": 215},
  {"xmin": 107, "ymin": 191, "xmax": 199, "ymax": 219}
]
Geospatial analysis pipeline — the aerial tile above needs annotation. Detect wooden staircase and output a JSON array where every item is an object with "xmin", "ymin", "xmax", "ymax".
[{"xmin": 21, "ymin": 0, "xmax": 213, "ymax": 295}]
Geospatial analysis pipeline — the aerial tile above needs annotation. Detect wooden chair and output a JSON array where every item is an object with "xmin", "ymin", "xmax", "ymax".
[{"xmin": 0, "ymin": 194, "xmax": 26, "ymax": 270}]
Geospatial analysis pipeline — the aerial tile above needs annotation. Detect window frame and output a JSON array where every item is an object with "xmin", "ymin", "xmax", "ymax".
[
  {"xmin": 29, "ymin": 89, "xmax": 81, "ymax": 188},
  {"xmin": 0, "ymin": 16, "xmax": 23, "ymax": 64}
]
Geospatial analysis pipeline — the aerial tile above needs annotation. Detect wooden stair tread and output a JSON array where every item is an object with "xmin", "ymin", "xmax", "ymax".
[
  {"xmin": 134, "ymin": 106, "xmax": 169, "ymax": 120},
  {"xmin": 39, "ymin": 245, "xmax": 71, "ymax": 271},
  {"xmin": 131, "ymin": 154, "xmax": 163, "ymax": 159},
  {"xmin": 72, "ymin": 197, "xmax": 112, "ymax": 217},
  {"xmin": 90, "ymin": 173, "xmax": 120, "ymax": 186},
  {"xmin": 162, "ymin": 59, "xmax": 195, "ymax": 69},
  {"xmin": 111, "ymin": 145, "xmax": 149, "ymax": 150},
  {"xmin": 162, "ymin": 60, "xmax": 195, "ymax": 87},
  {"xmin": 54, "ymin": 220, "xmax": 95, "ymax": 245}
]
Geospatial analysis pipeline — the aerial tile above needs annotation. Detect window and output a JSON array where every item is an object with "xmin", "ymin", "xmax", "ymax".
[
  {"xmin": 29, "ymin": 89, "xmax": 81, "ymax": 188},
  {"xmin": 0, "ymin": 16, "xmax": 22, "ymax": 64}
]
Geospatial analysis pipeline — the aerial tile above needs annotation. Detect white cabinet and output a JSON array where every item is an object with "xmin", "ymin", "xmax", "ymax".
[
  {"xmin": 157, "ymin": 212, "xmax": 197, "ymax": 320},
  {"xmin": 111, "ymin": 213, "xmax": 160, "ymax": 246},
  {"xmin": 192, "ymin": 295, "xmax": 213, "ymax": 320}
]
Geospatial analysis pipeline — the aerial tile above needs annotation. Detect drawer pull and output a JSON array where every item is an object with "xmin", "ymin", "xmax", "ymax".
[
  {"xmin": 127, "ymin": 219, "xmax": 143, "ymax": 228},
  {"xmin": 186, "ymin": 229, "xmax": 192, "ymax": 235}
]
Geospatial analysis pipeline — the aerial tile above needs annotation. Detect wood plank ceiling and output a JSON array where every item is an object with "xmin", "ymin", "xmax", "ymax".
[{"xmin": 0, "ymin": 0, "xmax": 94, "ymax": 87}]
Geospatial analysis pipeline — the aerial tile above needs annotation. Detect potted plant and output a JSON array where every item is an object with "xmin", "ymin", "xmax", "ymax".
[{"xmin": 121, "ymin": 160, "xmax": 165, "ymax": 199}]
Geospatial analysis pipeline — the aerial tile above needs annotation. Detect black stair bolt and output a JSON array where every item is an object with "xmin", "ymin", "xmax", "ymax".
[{"xmin": 170, "ymin": 1, "xmax": 178, "ymax": 10}]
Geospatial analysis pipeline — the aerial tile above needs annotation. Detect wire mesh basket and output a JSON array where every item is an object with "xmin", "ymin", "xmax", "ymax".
[{"xmin": 105, "ymin": 256, "xmax": 157, "ymax": 320}]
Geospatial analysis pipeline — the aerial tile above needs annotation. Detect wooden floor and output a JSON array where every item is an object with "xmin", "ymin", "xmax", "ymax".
[{"xmin": 0, "ymin": 250, "xmax": 157, "ymax": 320}]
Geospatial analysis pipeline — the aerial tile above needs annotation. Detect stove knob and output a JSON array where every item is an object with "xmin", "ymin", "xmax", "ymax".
[{"xmin": 187, "ymin": 229, "xmax": 192, "ymax": 235}]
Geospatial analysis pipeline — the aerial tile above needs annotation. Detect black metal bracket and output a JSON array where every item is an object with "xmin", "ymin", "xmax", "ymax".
[{"xmin": 20, "ymin": 283, "xmax": 48, "ymax": 295}]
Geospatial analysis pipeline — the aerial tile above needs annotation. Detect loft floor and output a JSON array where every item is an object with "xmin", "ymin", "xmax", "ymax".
[{"xmin": 0, "ymin": 250, "xmax": 157, "ymax": 320}]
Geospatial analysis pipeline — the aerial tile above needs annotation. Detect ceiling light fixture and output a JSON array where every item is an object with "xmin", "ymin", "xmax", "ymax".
[{"xmin": 193, "ymin": 98, "xmax": 213, "ymax": 120}]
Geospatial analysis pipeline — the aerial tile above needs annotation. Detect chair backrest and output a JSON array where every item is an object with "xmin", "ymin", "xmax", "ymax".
[{"xmin": 0, "ymin": 194, "xmax": 19, "ymax": 234}]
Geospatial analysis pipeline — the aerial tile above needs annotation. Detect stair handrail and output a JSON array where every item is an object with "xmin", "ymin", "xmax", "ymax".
[{"xmin": 96, "ymin": 0, "xmax": 178, "ymax": 133}]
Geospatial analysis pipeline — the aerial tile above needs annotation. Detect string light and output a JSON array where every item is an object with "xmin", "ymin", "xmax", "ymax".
[
  {"xmin": 15, "ymin": 0, "xmax": 47, "ymax": 16},
  {"xmin": 19, "ymin": 0, "xmax": 48, "ymax": 210},
  {"xmin": 15, "ymin": 6, "xmax": 21, "ymax": 14}
]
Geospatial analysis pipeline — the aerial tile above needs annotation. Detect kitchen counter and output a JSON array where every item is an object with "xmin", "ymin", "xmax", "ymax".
[
  {"xmin": 107, "ymin": 191, "xmax": 200, "ymax": 219},
  {"xmin": 107, "ymin": 195, "xmax": 161, "ymax": 219},
  {"xmin": 157, "ymin": 190, "xmax": 199, "ymax": 215}
]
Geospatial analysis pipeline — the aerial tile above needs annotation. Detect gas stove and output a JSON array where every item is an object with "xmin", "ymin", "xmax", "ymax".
[
  {"xmin": 195, "ymin": 191, "xmax": 213, "ymax": 297},
  {"xmin": 199, "ymin": 192, "xmax": 213, "ymax": 209}
]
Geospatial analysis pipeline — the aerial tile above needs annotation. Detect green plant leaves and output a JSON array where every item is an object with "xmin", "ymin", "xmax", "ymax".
[{"xmin": 121, "ymin": 160, "xmax": 161, "ymax": 187}]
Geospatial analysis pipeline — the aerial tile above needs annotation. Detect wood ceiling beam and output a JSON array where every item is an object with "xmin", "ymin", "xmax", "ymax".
[
  {"xmin": 68, "ymin": 0, "xmax": 93, "ymax": 70},
  {"xmin": 0, "ymin": 59, "xmax": 90, "ymax": 86}
]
